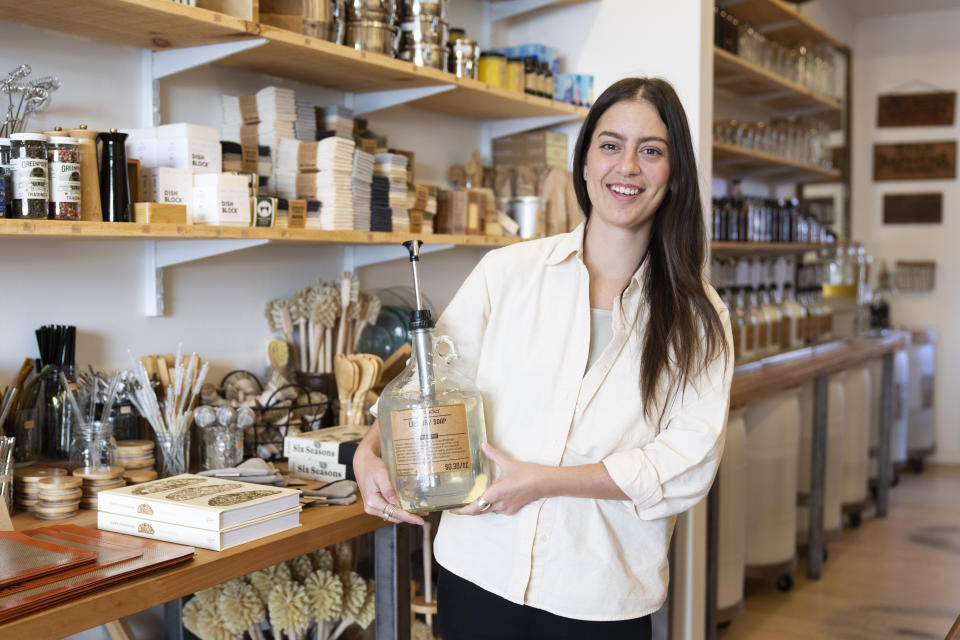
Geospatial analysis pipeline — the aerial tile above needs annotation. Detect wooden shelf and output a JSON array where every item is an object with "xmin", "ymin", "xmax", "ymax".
[
  {"xmin": 0, "ymin": 0, "xmax": 252, "ymax": 50},
  {"xmin": 713, "ymin": 141, "xmax": 841, "ymax": 182},
  {"xmin": 4, "ymin": 503, "xmax": 383, "ymax": 640},
  {"xmin": 714, "ymin": 47, "xmax": 842, "ymax": 114},
  {"xmin": 0, "ymin": 1, "xmax": 589, "ymax": 122},
  {"xmin": 721, "ymin": 0, "xmax": 846, "ymax": 48},
  {"xmin": 0, "ymin": 220, "xmax": 520, "ymax": 247},
  {"xmin": 711, "ymin": 241, "xmax": 831, "ymax": 257}
]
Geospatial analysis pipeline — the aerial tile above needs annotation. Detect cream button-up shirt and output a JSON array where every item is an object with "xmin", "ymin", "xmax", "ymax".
[{"xmin": 432, "ymin": 223, "xmax": 734, "ymax": 621}]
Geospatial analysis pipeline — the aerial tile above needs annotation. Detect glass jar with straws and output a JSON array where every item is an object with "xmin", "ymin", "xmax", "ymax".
[
  {"xmin": 59, "ymin": 368, "xmax": 122, "ymax": 471},
  {"xmin": 127, "ymin": 348, "xmax": 209, "ymax": 478}
]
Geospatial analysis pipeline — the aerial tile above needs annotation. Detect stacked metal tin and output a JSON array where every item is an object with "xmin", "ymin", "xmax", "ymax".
[
  {"xmin": 344, "ymin": 0, "xmax": 399, "ymax": 55},
  {"xmin": 303, "ymin": 0, "xmax": 346, "ymax": 43},
  {"xmin": 397, "ymin": 0, "xmax": 448, "ymax": 70}
]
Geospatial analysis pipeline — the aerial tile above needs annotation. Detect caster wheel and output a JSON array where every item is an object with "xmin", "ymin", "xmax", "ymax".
[
  {"xmin": 776, "ymin": 573, "xmax": 794, "ymax": 592},
  {"xmin": 718, "ymin": 621, "xmax": 732, "ymax": 630},
  {"xmin": 891, "ymin": 471, "xmax": 900, "ymax": 487},
  {"xmin": 848, "ymin": 511, "xmax": 862, "ymax": 528}
]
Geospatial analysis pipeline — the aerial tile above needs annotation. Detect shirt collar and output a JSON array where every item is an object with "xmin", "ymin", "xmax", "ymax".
[{"xmin": 545, "ymin": 220, "xmax": 650, "ymax": 289}]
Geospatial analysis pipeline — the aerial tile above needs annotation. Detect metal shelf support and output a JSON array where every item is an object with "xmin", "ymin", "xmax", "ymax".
[
  {"xmin": 152, "ymin": 39, "xmax": 267, "ymax": 79},
  {"xmin": 347, "ymin": 86, "xmax": 456, "ymax": 116},
  {"xmin": 487, "ymin": 0, "xmax": 598, "ymax": 22},
  {"xmin": 484, "ymin": 114, "xmax": 580, "ymax": 140}
]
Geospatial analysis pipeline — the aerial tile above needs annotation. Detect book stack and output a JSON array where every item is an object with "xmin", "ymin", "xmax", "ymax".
[
  {"xmin": 351, "ymin": 150, "xmax": 374, "ymax": 231},
  {"xmin": 375, "ymin": 154, "xmax": 410, "ymax": 232},
  {"xmin": 295, "ymin": 137, "xmax": 356, "ymax": 229},
  {"xmin": 371, "ymin": 175, "xmax": 392, "ymax": 232},
  {"xmin": 317, "ymin": 105, "xmax": 354, "ymax": 139},
  {"xmin": 97, "ymin": 474, "xmax": 302, "ymax": 551},
  {"xmin": 284, "ymin": 425, "xmax": 365, "ymax": 483}
]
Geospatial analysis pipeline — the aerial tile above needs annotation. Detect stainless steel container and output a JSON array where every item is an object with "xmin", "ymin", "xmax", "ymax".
[
  {"xmin": 346, "ymin": 0, "xmax": 397, "ymax": 22},
  {"xmin": 398, "ymin": 42, "xmax": 448, "ymax": 69},
  {"xmin": 303, "ymin": 0, "xmax": 345, "ymax": 43},
  {"xmin": 399, "ymin": 15, "xmax": 447, "ymax": 46},
  {"xmin": 510, "ymin": 196, "xmax": 544, "ymax": 239},
  {"xmin": 345, "ymin": 20, "xmax": 397, "ymax": 55},
  {"xmin": 449, "ymin": 38, "xmax": 478, "ymax": 79},
  {"xmin": 400, "ymin": 0, "xmax": 447, "ymax": 20}
]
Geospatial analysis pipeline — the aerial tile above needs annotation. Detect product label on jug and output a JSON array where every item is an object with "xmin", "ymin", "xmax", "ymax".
[
  {"xmin": 391, "ymin": 404, "xmax": 471, "ymax": 477},
  {"xmin": 12, "ymin": 158, "xmax": 47, "ymax": 200},
  {"xmin": 50, "ymin": 161, "xmax": 81, "ymax": 202}
]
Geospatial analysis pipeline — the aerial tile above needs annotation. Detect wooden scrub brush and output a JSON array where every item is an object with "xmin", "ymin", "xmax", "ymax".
[
  {"xmin": 304, "ymin": 568, "xmax": 343, "ymax": 639},
  {"xmin": 219, "ymin": 579, "xmax": 267, "ymax": 640},
  {"xmin": 267, "ymin": 581, "xmax": 311, "ymax": 640}
]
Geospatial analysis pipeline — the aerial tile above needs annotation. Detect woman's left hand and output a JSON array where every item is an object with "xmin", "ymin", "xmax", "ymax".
[{"xmin": 451, "ymin": 442, "xmax": 552, "ymax": 516}]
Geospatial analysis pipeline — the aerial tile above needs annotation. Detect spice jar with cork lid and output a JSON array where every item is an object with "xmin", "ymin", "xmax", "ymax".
[{"xmin": 9, "ymin": 133, "xmax": 49, "ymax": 219}]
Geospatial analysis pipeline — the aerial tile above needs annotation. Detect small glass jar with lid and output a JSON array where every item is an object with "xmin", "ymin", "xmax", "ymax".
[
  {"xmin": 69, "ymin": 420, "xmax": 117, "ymax": 471},
  {"xmin": 0, "ymin": 137, "xmax": 11, "ymax": 216},
  {"xmin": 478, "ymin": 52, "xmax": 506, "ymax": 87},
  {"xmin": 506, "ymin": 57, "xmax": 525, "ymax": 93},
  {"xmin": 47, "ymin": 136, "xmax": 81, "ymax": 220},
  {"xmin": 8, "ymin": 133, "xmax": 48, "ymax": 219}
]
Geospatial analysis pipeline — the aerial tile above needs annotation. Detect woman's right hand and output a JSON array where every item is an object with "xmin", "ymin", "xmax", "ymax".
[{"xmin": 355, "ymin": 423, "xmax": 424, "ymax": 526}]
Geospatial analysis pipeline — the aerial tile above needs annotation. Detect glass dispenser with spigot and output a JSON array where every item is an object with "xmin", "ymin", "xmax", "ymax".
[{"xmin": 377, "ymin": 241, "xmax": 490, "ymax": 513}]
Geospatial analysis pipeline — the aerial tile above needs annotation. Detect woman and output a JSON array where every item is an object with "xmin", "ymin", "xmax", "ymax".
[{"xmin": 354, "ymin": 77, "xmax": 732, "ymax": 639}]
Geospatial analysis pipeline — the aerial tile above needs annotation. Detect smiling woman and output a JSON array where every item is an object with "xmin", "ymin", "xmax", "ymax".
[{"xmin": 353, "ymin": 77, "xmax": 733, "ymax": 640}]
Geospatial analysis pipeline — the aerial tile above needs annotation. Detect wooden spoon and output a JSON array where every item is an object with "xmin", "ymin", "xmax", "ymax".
[
  {"xmin": 350, "ymin": 354, "xmax": 381, "ymax": 424},
  {"xmin": 334, "ymin": 354, "xmax": 358, "ymax": 425}
]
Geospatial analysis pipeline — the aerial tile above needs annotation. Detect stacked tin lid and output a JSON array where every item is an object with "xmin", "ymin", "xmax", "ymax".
[
  {"xmin": 14, "ymin": 467, "xmax": 67, "ymax": 513},
  {"xmin": 344, "ymin": 0, "xmax": 398, "ymax": 55},
  {"xmin": 73, "ymin": 466, "xmax": 125, "ymax": 510},
  {"xmin": 398, "ymin": 0, "xmax": 448, "ymax": 70},
  {"xmin": 35, "ymin": 476, "xmax": 82, "ymax": 520}
]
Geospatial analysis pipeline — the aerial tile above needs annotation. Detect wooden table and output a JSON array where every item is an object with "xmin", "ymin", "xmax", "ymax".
[
  {"xmin": 4, "ymin": 500, "xmax": 388, "ymax": 640},
  {"xmin": 705, "ymin": 333, "xmax": 909, "ymax": 640}
]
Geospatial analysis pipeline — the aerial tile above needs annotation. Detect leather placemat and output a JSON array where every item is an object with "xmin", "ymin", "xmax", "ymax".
[{"xmin": 0, "ymin": 532, "xmax": 97, "ymax": 589}]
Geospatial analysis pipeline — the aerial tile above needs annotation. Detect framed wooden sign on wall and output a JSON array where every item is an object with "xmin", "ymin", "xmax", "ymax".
[
  {"xmin": 873, "ymin": 141, "xmax": 956, "ymax": 181},
  {"xmin": 883, "ymin": 193, "xmax": 943, "ymax": 224},
  {"xmin": 877, "ymin": 91, "xmax": 956, "ymax": 127}
]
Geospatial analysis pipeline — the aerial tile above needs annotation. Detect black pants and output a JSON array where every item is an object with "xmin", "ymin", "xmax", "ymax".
[{"xmin": 437, "ymin": 566, "xmax": 652, "ymax": 640}]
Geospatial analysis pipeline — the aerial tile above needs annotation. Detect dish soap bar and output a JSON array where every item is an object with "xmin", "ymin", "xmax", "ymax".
[{"xmin": 377, "ymin": 240, "xmax": 490, "ymax": 513}]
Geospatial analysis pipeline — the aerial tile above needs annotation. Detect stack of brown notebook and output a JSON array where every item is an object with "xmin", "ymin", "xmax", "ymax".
[{"xmin": 0, "ymin": 525, "xmax": 194, "ymax": 623}]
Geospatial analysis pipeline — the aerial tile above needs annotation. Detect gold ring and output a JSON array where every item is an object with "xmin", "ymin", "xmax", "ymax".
[
  {"xmin": 382, "ymin": 503, "xmax": 397, "ymax": 521},
  {"xmin": 477, "ymin": 498, "xmax": 492, "ymax": 512}
]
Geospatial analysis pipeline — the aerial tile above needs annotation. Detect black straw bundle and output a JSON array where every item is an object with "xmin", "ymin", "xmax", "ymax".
[{"xmin": 35, "ymin": 325, "xmax": 77, "ymax": 367}]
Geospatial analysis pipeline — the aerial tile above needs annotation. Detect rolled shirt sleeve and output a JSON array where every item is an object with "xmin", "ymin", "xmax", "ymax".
[{"xmin": 602, "ymin": 307, "xmax": 734, "ymax": 520}]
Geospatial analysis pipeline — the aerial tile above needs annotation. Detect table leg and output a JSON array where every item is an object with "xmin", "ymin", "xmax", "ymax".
[
  {"xmin": 876, "ymin": 351, "xmax": 895, "ymax": 517},
  {"xmin": 163, "ymin": 597, "xmax": 184, "ymax": 640},
  {"xmin": 705, "ymin": 479, "xmax": 719, "ymax": 640},
  {"xmin": 375, "ymin": 523, "xmax": 411, "ymax": 640},
  {"xmin": 807, "ymin": 374, "xmax": 828, "ymax": 580}
]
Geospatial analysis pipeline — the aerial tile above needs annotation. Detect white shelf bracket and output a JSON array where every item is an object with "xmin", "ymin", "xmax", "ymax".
[
  {"xmin": 144, "ymin": 238, "xmax": 270, "ymax": 317},
  {"xmin": 487, "ymin": 0, "xmax": 598, "ymax": 22},
  {"xmin": 152, "ymin": 39, "xmax": 267, "ymax": 79},
  {"xmin": 347, "ymin": 243, "xmax": 456, "ymax": 270},
  {"xmin": 484, "ymin": 115, "xmax": 580, "ymax": 141},
  {"xmin": 348, "ymin": 85, "xmax": 456, "ymax": 115}
]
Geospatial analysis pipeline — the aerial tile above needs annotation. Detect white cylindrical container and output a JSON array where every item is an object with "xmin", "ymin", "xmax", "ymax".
[
  {"xmin": 509, "ymin": 196, "xmax": 544, "ymax": 239},
  {"xmin": 745, "ymin": 388, "xmax": 801, "ymax": 567},
  {"xmin": 906, "ymin": 330, "xmax": 936, "ymax": 455},
  {"xmin": 797, "ymin": 378, "xmax": 845, "ymax": 537},
  {"xmin": 718, "ymin": 406, "xmax": 747, "ymax": 617},
  {"xmin": 842, "ymin": 366, "xmax": 871, "ymax": 506}
]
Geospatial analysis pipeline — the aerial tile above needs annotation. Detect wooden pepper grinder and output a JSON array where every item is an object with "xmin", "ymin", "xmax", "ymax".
[{"xmin": 68, "ymin": 124, "xmax": 102, "ymax": 222}]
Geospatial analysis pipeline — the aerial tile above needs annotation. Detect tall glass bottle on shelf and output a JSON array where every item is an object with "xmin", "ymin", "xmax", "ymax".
[
  {"xmin": 757, "ymin": 283, "xmax": 782, "ymax": 358},
  {"xmin": 778, "ymin": 282, "xmax": 806, "ymax": 351},
  {"xmin": 377, "ymin": 241, "xmax": 490, "ymax": 513},
  {"xmin": 732, "ymin": 286, "xmax": 757, "ymax": 364},
  {"xmin": 746, "ymin": 285, "xmax": 769, "ymax": 358}
]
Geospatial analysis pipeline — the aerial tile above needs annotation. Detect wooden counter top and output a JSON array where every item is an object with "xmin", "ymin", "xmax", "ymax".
[
  {"xmin": 4, "ymin": 501, "xmax": 384, "ymax": 639},
  {"xmin": 730, "ymin": 332, "xmax": 909, "ymax": 407}
]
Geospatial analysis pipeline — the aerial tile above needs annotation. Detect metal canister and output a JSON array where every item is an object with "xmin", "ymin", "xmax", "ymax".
[
  {"xmin": 345, "ymin": 0, "xmax": 396, "ymax": 22},
  {"xmin": 447, "ymin": 27, "xmax": 465, "ymax": 44},
  {"xmin": 449, "ymin": 39, "xmax": 478, "ymax": 79},
  {"xmin": 400, "ymin": 0, "xmax": 446, "ymax": 20},
  {"xmin": 510, "ymin": 196, "xmax": 544, "ymax": 239},
  {"xmin": 344, "ymin": 20, "xmax": 398, "ymax": 55},
  {"xmin": 478, "ymin": 52, "xmax": 506, "ymax": 88},
  {"xmin": 303, "ymin": 0, "xmax": 345, "ymax": 43},
  {"xmin": 399, "ymin": 15, "xmax": 447, "ymax": 46}
]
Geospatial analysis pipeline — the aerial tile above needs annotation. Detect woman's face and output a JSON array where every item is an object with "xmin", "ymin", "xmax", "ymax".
[{"xmin": 583, "ymin": 98, "xmax": 671, "ymax": 232}]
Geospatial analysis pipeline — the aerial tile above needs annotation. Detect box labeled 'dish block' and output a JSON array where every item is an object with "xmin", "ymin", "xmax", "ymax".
[{"xmin": 193, "ymin": 173, "xmax": 251, "ymax": 226}]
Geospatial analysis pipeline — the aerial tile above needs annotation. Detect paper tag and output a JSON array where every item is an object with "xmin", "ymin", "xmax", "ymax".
[
  {"xmin": 288, "ymin": 200, "xmax": 307, "ymax": 228},
  {"xmin": 390, "ymin": 404, "xmax": 472, "ymax": 477},
  {"xmin": 361, "ymin": 138, "xmax": 377, "ymax": 155},
  {"xmin": 24, "ymin": 420, "xmax": 34, "ymax": 430},
  {"xmin": 414, "ymin": 184, "xmax": 429, "ymax": 210},
  {"xmin": 241, "ymin": 145, "xmax": 259, "ymax": 173},
  {"xmin": 239, "ymin": 94, "xmax": 259, "ymax": 124},
  {"xmin": 297, "ymin": 142, "xmax": 315, "ymax": 171}
]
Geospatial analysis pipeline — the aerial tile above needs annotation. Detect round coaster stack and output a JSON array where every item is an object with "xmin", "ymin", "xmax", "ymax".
[
  {"xmin": 73, "ymin": 466, "xmax": 126, "ymax": 510},
  {"xmin": 116, "ymin": 440, "xmax": 156, "ymax": 483},
  {"xmin": 35, "ymin": 476, "xmax": 83, "ymax": 520},
  {"xmin": 14, "ymin": 467, "xmax": 67, "ymax": 513}
]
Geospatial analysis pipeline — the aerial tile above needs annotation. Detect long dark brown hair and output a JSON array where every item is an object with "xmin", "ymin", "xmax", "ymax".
[{"xmin": 573, "ymin": 77, "xmax": 728, "ymax": 422}]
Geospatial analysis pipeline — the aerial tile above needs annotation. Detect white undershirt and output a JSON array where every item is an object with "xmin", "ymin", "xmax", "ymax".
[{"xmin": 587, "ymin": 308, "xmax": 614, "ymax": 372}]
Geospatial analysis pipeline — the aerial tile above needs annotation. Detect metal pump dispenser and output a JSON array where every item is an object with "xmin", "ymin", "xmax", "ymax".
[{"xmin": 403, "ymin": 240, "xmax": 436, "ymax": 401}]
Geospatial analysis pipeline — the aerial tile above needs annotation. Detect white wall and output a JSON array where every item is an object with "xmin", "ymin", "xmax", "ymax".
[{"xmin": 851, "ymin": 8, "xmax": 960, "ymax": 464}]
